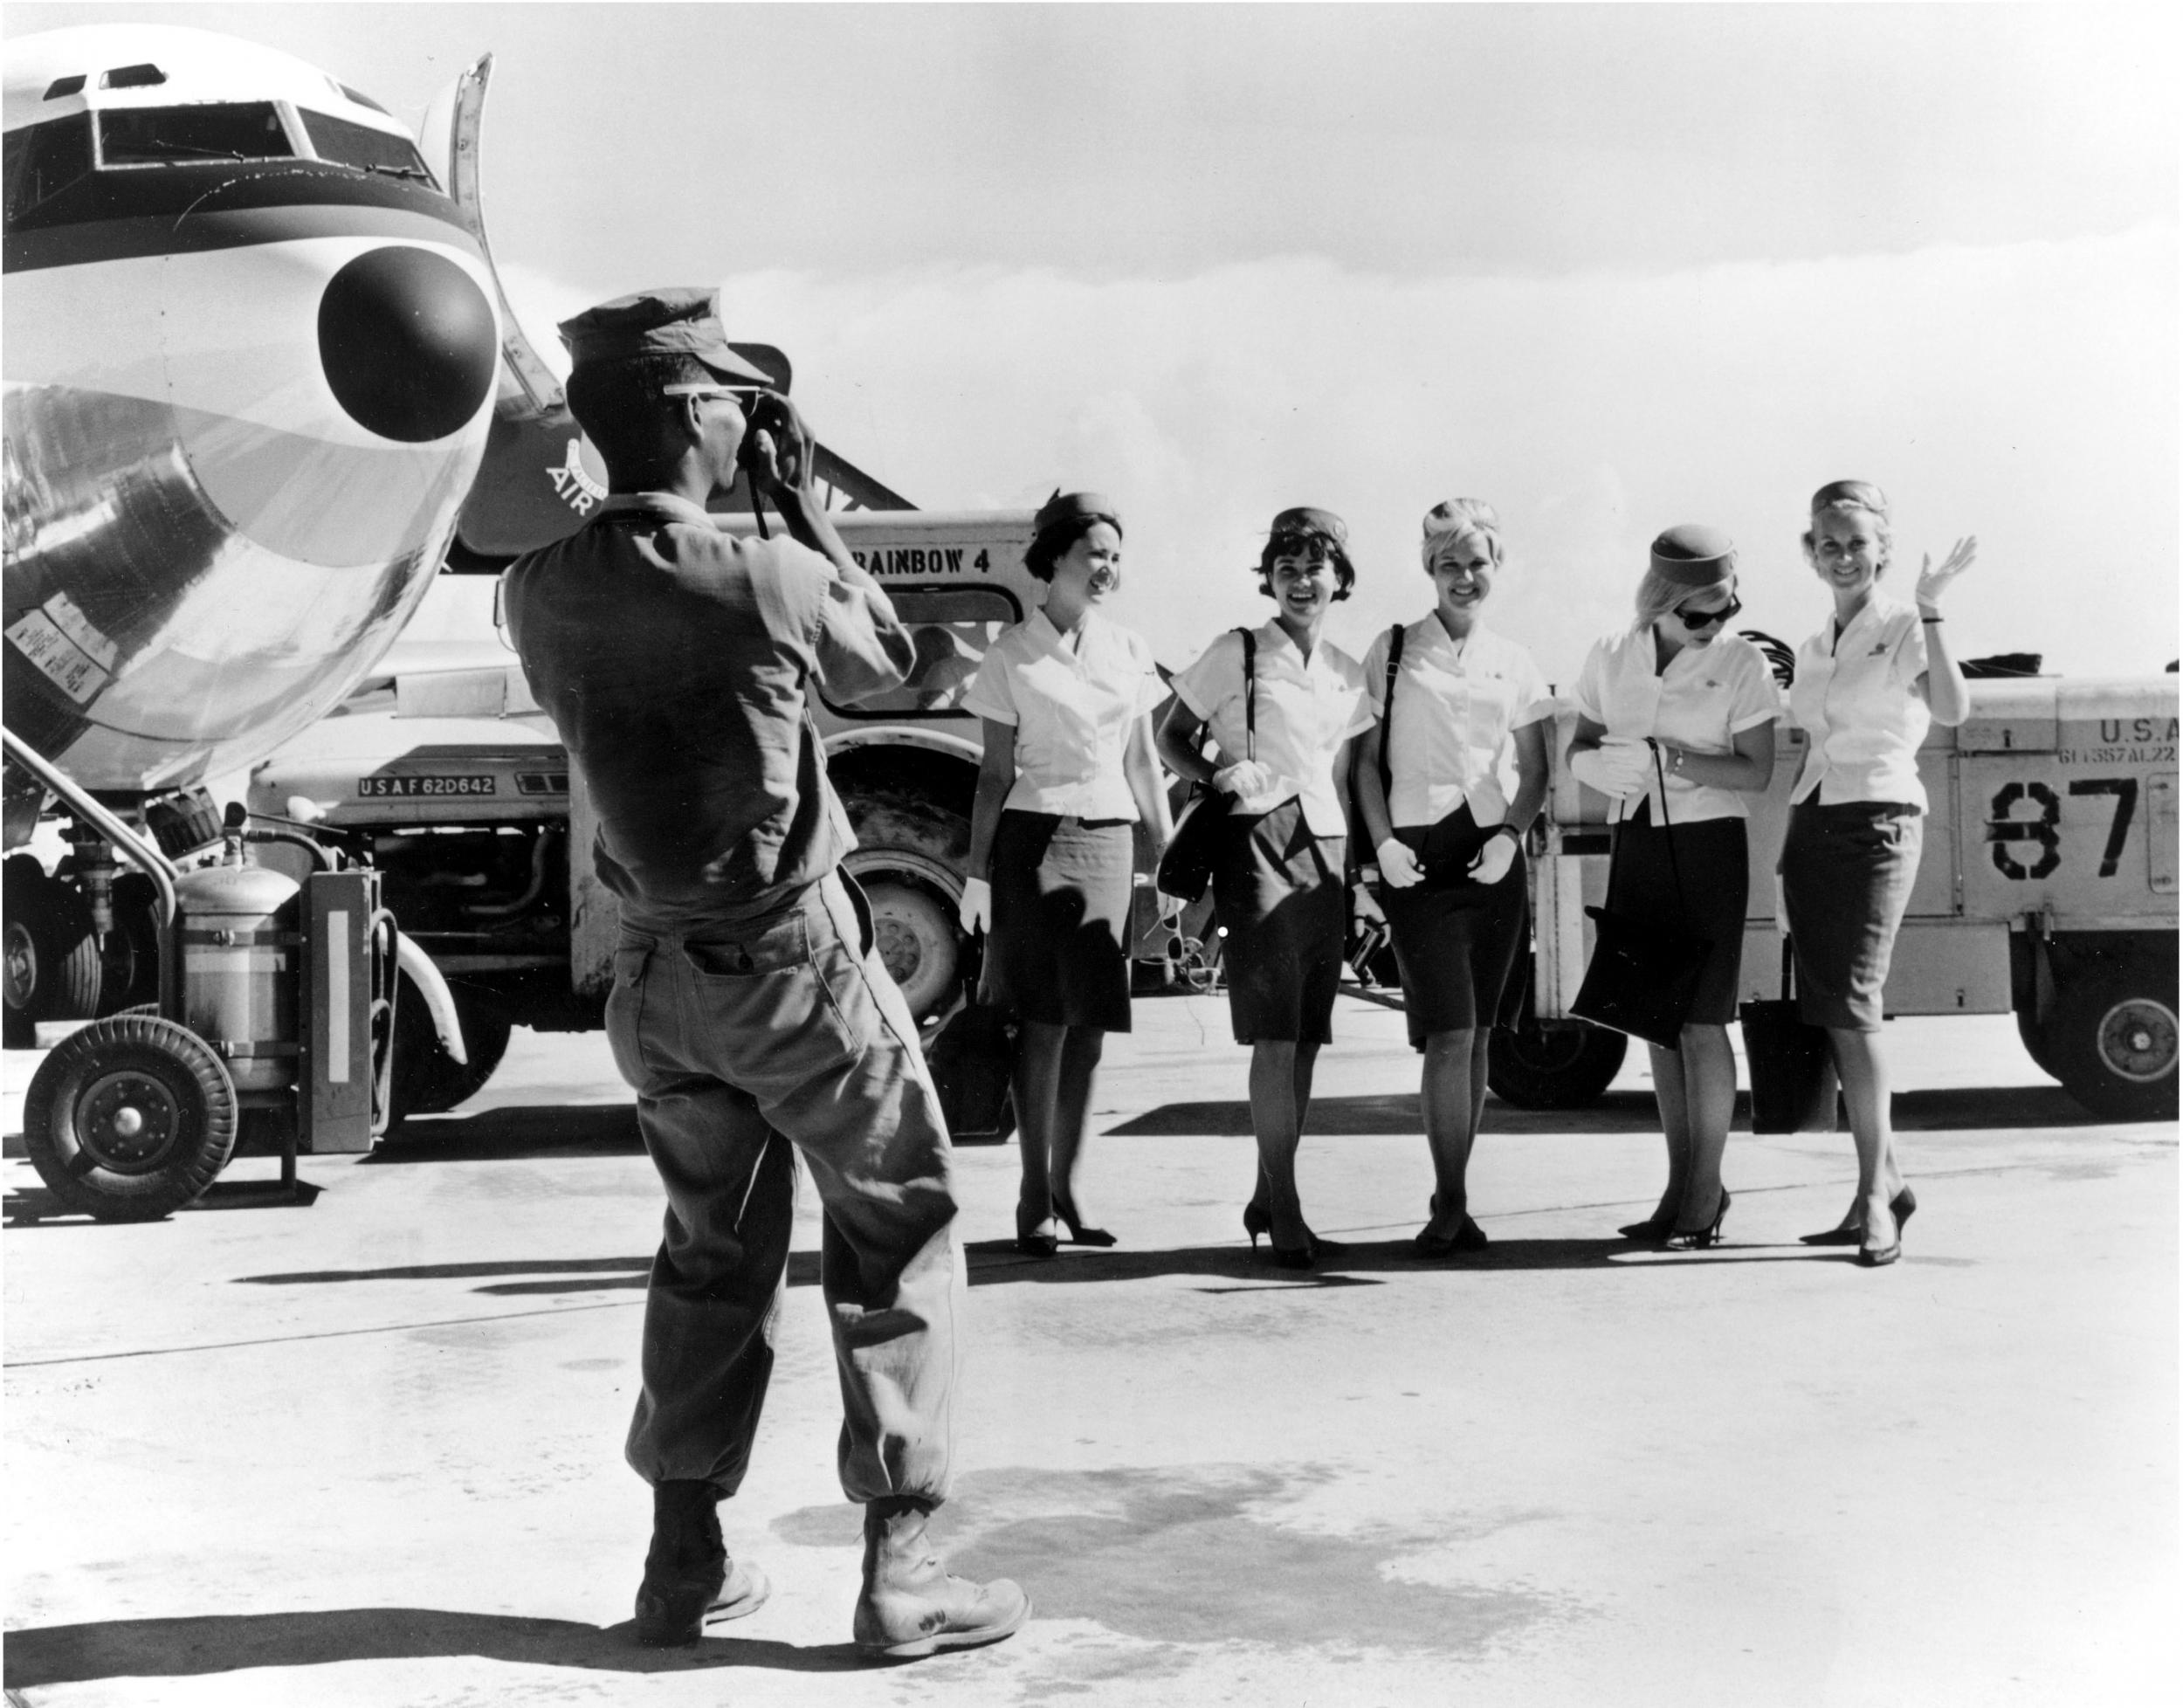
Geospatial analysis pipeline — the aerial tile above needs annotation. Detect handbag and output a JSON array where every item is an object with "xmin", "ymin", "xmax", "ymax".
[
  {"xmin": 1739, "ymin": 938, "xmax": 1837, "ymax": 1133},
  {"xmin": 1570, "ymin": 742, "xmax": 1712, "ymax": 1049},
  {"xmin": 1155, "ymin": 629, "xmax": 1255, "ymax": 903},
  {"xmin": 927, "ymin": 988, "xmax": 1017, "ymax": 1143},
  {"xmin": 1370, "ymin": 622, "xmax": 1501, "ymax": 894}
]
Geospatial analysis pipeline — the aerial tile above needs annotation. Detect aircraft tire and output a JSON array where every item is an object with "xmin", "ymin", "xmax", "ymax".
[
  {"xmin": 23, "ymin": 1015, "xmax": 238, "ymax": 1221},
  {"xmin": 388, "ymin": 979, "xmax": 512, "ymax": 1126},
  {"xmin": 2048, "ymin": 968, "xmax": 2179, "ymax": 1122},
  {"xmin": 1486, "ymin": 1009, "xmax": 1629, "ymax": 1109},
  {"xmin": 4, "ymin": 861, "xmax": 103, "ymax": 1048}
]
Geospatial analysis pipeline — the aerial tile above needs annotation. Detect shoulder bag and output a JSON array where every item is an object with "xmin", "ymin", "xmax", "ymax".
[
  {"xmin": 1570, "ymin": 741, "xmax": 1712, "ymax": 1048},
  {"xmin": 1155, "ymin": 629, "xmax": 1255, "ymax": 903},
  {"xmin": 1739, "ymin": 936, "xmax": 1836, "ymax": 1132}
]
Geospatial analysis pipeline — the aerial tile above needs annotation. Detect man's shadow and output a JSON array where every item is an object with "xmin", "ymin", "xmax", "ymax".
[{"xmin": 1, "ymin": 1608, "xmax": 884, "ymax": 1691}]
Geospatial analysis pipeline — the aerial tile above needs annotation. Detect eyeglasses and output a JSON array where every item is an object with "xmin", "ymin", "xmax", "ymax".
[
  {"xmin": 1673, "ymin": 595, "xmax": 1741, "ymax": 630},
  {"xmin": 661, "ymin": 382, "xmax": 768, "ymax": 409}
]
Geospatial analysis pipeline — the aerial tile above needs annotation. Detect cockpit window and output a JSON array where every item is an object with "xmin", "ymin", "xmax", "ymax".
[
  {"xmin": 97, "ymin": 102, "xmax": 293, "ymax": 166},
  {"xmin": 298, "ymin": 110, "xmax": 434, "ymax": 183},
  {"xmin": 3, "ymin": 114, "xmax": 93, "ymax": 224}
]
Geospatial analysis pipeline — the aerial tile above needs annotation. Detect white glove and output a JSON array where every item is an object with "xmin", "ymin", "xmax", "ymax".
[
  {"xmin": 958, "ymin": 876, "xmax": 991, "ymax": 933},
  {"xmin": 1375, "ymin": 837, "xmax": 1425, "ymax": 889},
  {"xmin": 1213, "ymin": 759, "xmax": 1276, "ymax": 798},
  {"xmin": 1914, "ymin": 535, "xmax": 1976, "ymax": 612},
  {"xmin": 1468, "ymin": 827, "xmax": 1518, "ymax": 885},
  {"xmin": 1567, "ymin": 734, "xmax": 1655, "ymax": 800}
]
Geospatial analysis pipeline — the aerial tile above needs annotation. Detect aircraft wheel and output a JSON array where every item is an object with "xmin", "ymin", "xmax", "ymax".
[
  {"xmin": 4, "ymin": 860, "xmax": 102, "ymax": 1047},
  {"xmin": 23, "ymin": 1015, "xmax": 238, "ymax": 1220},
  {"xmin": 98, "ymin": 871, "xmax": 164, "ymax": 1015},
  {"xmin": 389, "ymin": 980, "xmax": 512, "ymax": 1126},
  {"xmin": 2049, "ymin": 970, "xmax": 2178, "ymax": 1122},
  {"xmin": 1486, "ymin": 1009, "xmax": 1629, "ymax": 1109}
]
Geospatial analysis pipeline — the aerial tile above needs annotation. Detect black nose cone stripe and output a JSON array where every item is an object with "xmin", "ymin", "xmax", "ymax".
[{"xmin": 318, "ymin": 246, "xmax": 497, "ymax": 443}]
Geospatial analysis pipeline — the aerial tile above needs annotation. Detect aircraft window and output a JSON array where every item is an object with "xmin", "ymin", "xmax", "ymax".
[
  {"xmin": 97, "ymin": 103, "xmax": 294, "ymax": 166},
  {"xmin": 3, "ymin": 114, "xmax": 94, "ymax": 222},
  {"xmin": 298, "ymin": 110, "xmax": 433, "ymax": 181},
  {"xmin": 337, "ymin": 83, "xmax": 391, "ymax": 116},
  {"xmin": 100, "ymin": 64, "xmax": 168, "ymax": 89},
  {"xmin": 43, "ymin": 75, "xmax": 86, "ymax": 99}
]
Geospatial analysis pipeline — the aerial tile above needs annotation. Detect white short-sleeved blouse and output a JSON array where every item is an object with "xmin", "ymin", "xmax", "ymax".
[
  {"xmin": 1360, "ymin": 617, "xmax": 1553, "ymax": 830},
  {"xmin": 962, "ymin": 608, "xmax": 1167, "ymax": 820},
  {"xmin": 1572, "ymin": 626, "xmax": 1781, "ymax": 823},
  {"xmin": 1788, "ymin": 591, "xmax": 1932, "ymax": 809}
]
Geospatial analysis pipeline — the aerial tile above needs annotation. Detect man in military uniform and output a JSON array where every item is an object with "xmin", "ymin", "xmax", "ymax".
[{"xmin": 504, "ymin": 288, "xmax": 1026, "ymax": 1656}]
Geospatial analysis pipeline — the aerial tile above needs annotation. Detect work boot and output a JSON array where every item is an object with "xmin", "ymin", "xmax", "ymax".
[
  {"xmin": 632, "ymin": 1479, "xmax": 770, "ymax": 1646},
  {"xmin": 851, "ymin": 1495, "xmax": 1030, "ymax": 1658}
]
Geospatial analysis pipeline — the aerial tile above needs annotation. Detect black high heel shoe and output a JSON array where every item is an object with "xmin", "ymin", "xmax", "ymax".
[
  {"xmin": 1013, "ymin": 1209, "xmax": 1059, "ymax": 1259},
  {"xmin": 1617, "ymin": 1214, "xmax": 1673, "ymax": 1243},
  {"xmin": 1415, "ymin": 1197, "xmax": 1490, "ymax": 1257},
  {"xmin": 1242, "ymin": 1202, "xmax": 1271, "ymax": 1250},
  {"xmin": 1051, "ymin": 1194, "xmax": 1116, "ymax": 1248},
  {"xmin": 1800, "ymin": 1186, "xmax": 1916, "ymax": 1247},
  {"xmin": 1664, "ymin": 1188, "xmax": 1730, "ymax": 1250}
]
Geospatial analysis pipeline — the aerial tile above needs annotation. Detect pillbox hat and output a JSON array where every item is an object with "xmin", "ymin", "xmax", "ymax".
[{"xmin": 1649, "ymin": 522, "xmax": 1737, "ymax": 588}]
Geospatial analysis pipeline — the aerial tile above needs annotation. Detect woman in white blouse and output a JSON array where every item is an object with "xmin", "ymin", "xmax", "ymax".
[
  {"xmin": 1157, "ymin": 506, "xmax": 1374, "ymax": 1270},
  {"xmin": 1567, "ymin": 525, "xmax": 1779, "ymax": 1248},
  {"xmin": 1783, "ymin": 480, "xmax": 1974, "ymax": 1267},
  {"xmin": 1355, "ymin": 500, "xmax": 1553, "ymax": 1255},
  {"xmin": 961, "ymin": 492, "xmax": 1177, "ymax": 1257}
]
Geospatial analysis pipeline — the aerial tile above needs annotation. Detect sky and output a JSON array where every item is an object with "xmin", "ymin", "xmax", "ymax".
[{"xmin": 9, "ymin": 2, "xmax": 2179, "ymax": 683}]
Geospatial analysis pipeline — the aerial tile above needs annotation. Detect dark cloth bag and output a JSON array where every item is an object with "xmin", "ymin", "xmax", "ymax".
[
  {"xmin": 1156, "ymin": 629, "xmax": 1255, "ymax": 903},
  {"xmin": 1739, "ymin": 939, "xmax": 1836, "ymax": 1133},
  {"xmin": 926, "ymin": 995, "xmax": 1016, "ymax": 1143},
  {"xmin": 1571, "ymin": 745, "xmax": 1711, "ymax": 1049}
]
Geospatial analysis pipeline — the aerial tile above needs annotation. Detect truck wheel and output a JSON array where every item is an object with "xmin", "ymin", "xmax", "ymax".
[
  {"xmin": 4, "ymin": 860, "xmax": 102, "ymax": 1047},
  {"xmin": 860, "ymin": 878, "xmax": 960, "ymax": 1021},
  {"xmin": 389, "ymin": 981, "xmax": 513, "ymax": 1125},
  {"xmin": 2014, "ymin": 1007, "xmax": 2062, "ymax": 1078},
  {"xmin": 2048, "ymin": 971, "xmax": 2178, "ymax": 1121},
  {"xmin": 23, "ymin": 1014, "xmax": 238, "ymax": 1220},
  {"xmin": 1487, "ymin": 1010, "xmax": 1629, "ymax": 1109}
]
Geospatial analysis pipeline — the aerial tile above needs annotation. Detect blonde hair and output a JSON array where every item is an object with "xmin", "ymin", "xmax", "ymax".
[
  {"xmin": 1635, "ymin": 565, "xmax": 1736, "ymax": 630},
  {"xmin": 1420, "ymin": 498, "xmax": 1503, "ymax": 570},
  {"xmin": 1802, "ymin": 478, "xmax": 1894, "ymax": 566}
]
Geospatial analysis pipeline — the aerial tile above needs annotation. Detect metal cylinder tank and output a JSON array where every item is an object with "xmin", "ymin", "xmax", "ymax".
[{"xmin": 176, "ymin": 863, "xmax": 300, "ymax": 1094}]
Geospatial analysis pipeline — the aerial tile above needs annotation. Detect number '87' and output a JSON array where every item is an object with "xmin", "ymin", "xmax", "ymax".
[{"xmin": 1986, "ymin": 779, "xmax": 2138, "ymax": 880}]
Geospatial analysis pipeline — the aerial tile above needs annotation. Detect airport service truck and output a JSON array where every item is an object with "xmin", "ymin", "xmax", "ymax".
[
  {"xmin": 251, "ymin": 510, "xmax": 1189, "ymax": 1119},
  {"xmin": 1489, "ymin": 673, "xmax": 2179, "ymax": 1122}
]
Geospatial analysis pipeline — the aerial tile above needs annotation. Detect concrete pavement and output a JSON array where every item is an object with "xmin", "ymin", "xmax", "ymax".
[{"xmin": 4, "ymin": 998, "xmax": 2175, "ymax": 1706}]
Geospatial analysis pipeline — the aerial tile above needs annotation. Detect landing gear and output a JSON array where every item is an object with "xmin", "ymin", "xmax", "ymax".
[
  {"xmin": 3, "ymin": 857, "xmax": 101, "ymax": 1047},
  {"xmin": 23, "ymin": 1014, "xmax": 239, "ymax": 1221}
]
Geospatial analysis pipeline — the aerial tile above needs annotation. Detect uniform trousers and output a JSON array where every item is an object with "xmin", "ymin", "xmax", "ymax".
[{"xmin": 606, "ymin": 871, "xmax": 960, "ymax": 1506}]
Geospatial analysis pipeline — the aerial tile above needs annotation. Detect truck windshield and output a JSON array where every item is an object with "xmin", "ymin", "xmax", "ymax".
[
  {"xmin": 98, "ymin": 102, "xmax": 293, "ymax": 165},
  {"xmin": 823, "ymin": 585, "xmax": 1022, "ymax": 720}
]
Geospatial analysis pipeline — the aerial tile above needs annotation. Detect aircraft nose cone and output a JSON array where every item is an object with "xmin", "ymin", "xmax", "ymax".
[{"xmin": 317, "ymin": 247, "xmax": 497, "ymax": 443}]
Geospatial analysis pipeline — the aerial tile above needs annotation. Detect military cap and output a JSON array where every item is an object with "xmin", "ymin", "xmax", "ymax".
[
  {"xmin": 1649, "ymin": 523, "xmax": 1737, "ymax": 587},
  {"xmin": 1268, "ymin": 506, "xmax": 1348, "ymax": 547},
  {"xmin": 556, "ymin": 287, "xmax": 773, "ymax": 384},
  {"xmin": 1034, "ymin": 491, "xmax": 1123, "ymax": 536}
]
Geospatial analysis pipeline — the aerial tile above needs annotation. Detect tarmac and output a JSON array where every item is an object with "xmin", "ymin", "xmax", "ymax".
[{"xmin": 3, "ymin": 994, "xmax": 2175, "ymax": 1707}]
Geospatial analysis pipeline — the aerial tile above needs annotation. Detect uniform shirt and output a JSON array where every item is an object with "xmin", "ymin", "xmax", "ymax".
[
  {"xmin": 1788, "ymin": 589, "xmax": 1932, "ymax": 809},
  {"xmin": 505, "ymin": 492, "xmax": 913, "ymax": 929},
  {"xmin": 962, "ymin": 607, "xmax": 1167, "ymax": 820},
  {"xmin": 1360, "ymin": 618, "xmax": 1553, "ymax": 830},
  {"xmin": 1170, "ymin": 619, "xmax": 1374, "ymax": 837},
  {"xmin": 1572, "ymin": 625, "xmax": 1780, "ymax": 823}
]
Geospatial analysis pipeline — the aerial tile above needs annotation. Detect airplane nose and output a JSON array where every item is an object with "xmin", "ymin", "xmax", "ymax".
[{"xmin": 317, "ymin": 247, "xmax": 498, "ymax": 443}]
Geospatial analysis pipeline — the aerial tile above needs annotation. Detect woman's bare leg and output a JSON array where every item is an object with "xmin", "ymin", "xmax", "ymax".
[
  {"xmin": 1420, "ymin": 1027, "xmax": 1481, "ymax": 1232},
  {"xmin": 1250, "ymin": 1040, "xmax": 1311, "ymax": 1250},
  {"xmin": 1829, "ymin": 1026, "xmax": 1904, "ymax": 1242},
  {"xmin": 1048, "ymin": 1025, "xmax": 1111, "ymax": 1241}
]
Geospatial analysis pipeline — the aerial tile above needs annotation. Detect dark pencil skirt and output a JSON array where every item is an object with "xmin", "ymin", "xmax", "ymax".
[
  {"xmin": 1378, "ymin": 802, "xmax": 1528, "ymax": 1050},
  {"xmin": 1606, "ymin": 805, "xmax": 1749, "ymax": 1029},
  {"xmin": 1212, "ymin": 795, "xmax": 1346, "ymax": 1046},
  {"xmin": 1779, "ymin": 798, "xmax": 1924, "ymax": 1032},
  {"xmin": 987, "ymin": 809, "xmax": 1136, "ymax": 1032}
]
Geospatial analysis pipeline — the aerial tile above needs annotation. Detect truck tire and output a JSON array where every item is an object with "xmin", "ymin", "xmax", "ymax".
[
  {"xmin": 2047, "ymin": 970, "xmax": 2178, "ymax": 1122},
  {"xmin": 4, "ymin": 859, "xmax": 102, "ymax": 1047},
  {"xmin": 389, "ymin": 980, "xmax": 513, "ymax": 1125},
  {"xmin": 1487, "ymin": 1010, "xmax": 1629, "ymax": 1109},
  {"xmin": 838, "ymin": 785, "xmax": 971, "ymax": 1024},
  {"xmin": 24, "ymin": 1014, "xmax": 238, "ymax": 1220},
  {"xmin": 2014, "ymin": 1007, "xmax": 2062, "ymax": 1078},
  {"xmin": 860, "ymin": 878, "xmax": 960, "ymax": 1021}
]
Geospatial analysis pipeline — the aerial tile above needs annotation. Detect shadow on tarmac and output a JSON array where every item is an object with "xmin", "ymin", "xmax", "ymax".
[
  {"xmin": 4, "ymin": 1177, "xmax": 321, "ymax": 1226},
  {"xmin": 1111, "ymin": 1083, "xmax": 2105, "ymax": 1136},
  {"xmin": 0, "ymin": 1610, "xmax": 875, "ymax": 1691}
]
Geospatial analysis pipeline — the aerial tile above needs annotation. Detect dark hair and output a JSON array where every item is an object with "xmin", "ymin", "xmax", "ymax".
[
  {"xmin": 1023, "ymin": 512, "xmax": 1121, "ymax": 583},
  {"xmin": 564, "ymin": 353, "xmax": 714, "ymax": 476},
  {"xmin": 1255, "ymin": 528, "xmax": 1356, "ymax": 602}
]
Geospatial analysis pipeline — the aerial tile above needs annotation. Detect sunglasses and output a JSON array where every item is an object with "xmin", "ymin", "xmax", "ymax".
[
  {"xmin": 661, "ymin": 382, "xmax": 769, "ymax": 409},
  {"xmin": 1673, "ymin": 595, "xmax": 1741, "ymax": 630}
]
